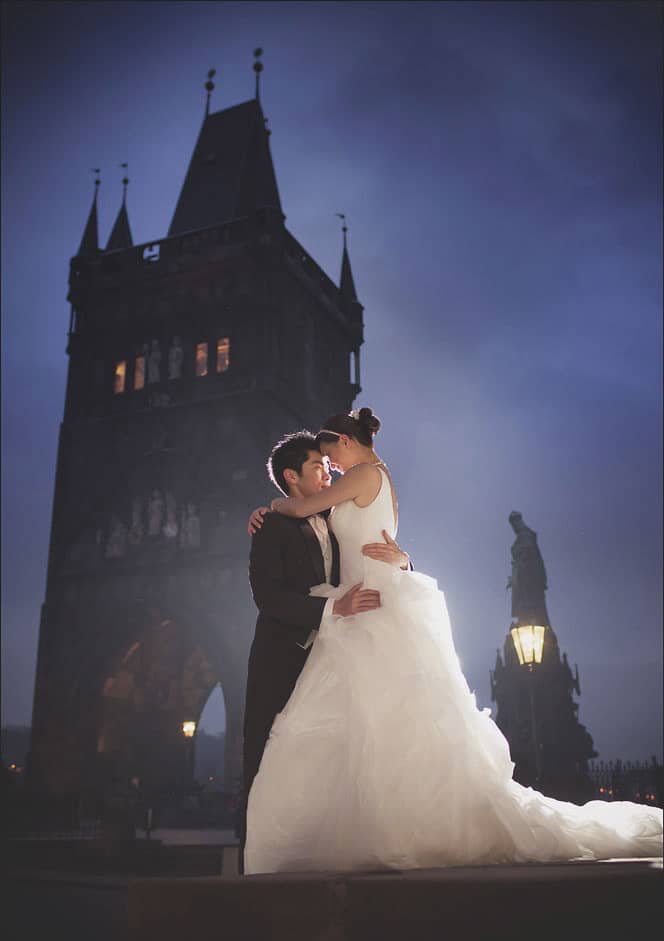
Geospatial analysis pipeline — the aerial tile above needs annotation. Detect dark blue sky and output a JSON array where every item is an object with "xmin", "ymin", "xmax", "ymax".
[{"xmin": 1, "ymin": 1, "xmax": 662, "ymax": 758}]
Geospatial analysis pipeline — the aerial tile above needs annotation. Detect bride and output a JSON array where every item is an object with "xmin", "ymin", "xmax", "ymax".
[{"xmin": 244, "ymin": 407, "xmax": 663, "ymax": 874}]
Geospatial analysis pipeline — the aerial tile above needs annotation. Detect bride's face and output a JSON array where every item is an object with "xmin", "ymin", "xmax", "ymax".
[{"xmin": 320, "ymin": 437, "xmax": 354, "ymax": 473}]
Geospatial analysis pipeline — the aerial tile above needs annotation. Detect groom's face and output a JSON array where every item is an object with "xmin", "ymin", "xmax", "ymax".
[{"xmin": 288, "ymin": 450, "xmax": 331, "ymax": 498}]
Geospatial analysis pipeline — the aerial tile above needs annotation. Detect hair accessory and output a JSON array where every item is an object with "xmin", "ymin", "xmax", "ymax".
[
  {"xmin": 349, "ymin": 409, "xmax": 361, "ymax": 420},
  {"xmin": 317, "ymin": 429, "xmax": 341, "ymax": 437}
]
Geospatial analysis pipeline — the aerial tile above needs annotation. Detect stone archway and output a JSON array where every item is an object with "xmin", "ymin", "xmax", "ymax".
[{"xmin": 96, "ymin": 615, "xmax": 220, "ymax": 802}]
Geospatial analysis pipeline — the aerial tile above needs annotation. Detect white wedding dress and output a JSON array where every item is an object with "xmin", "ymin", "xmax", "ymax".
[{"xmin": 245, "ymin": 467, "xmax": 663, "ymax": 873}]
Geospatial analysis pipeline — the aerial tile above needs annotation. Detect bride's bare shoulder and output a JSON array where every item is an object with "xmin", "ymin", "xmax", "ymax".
[
  {"xmin": 344, "ymin": 463, "xmax": 382, "ymax": 486},
  {"xmin": 349, "ymin": 463, "xmax": 383, "ymax": 506}
]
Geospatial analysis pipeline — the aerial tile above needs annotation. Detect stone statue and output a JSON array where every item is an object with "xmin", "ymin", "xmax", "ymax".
[
  {"xmin": 148, "ymin": 490, "xmax": 164, "ymax": 536},
  {"xmin": 128, "ymin": 497, "xmax": 144, "ymax": 546},
  {"xmin": 507, "ymin": 511, "xmax": 549, "ymax": 626},
  {"xmin": 180, "ymin": 503, "xmax": 200, "ymax": 548},
  {"xmin": 147, "ymin": 340, "xmax": 161, "ymax": 385},
  {"xmin": 105, "ymin": 515, "xmax": 127, "ymax": 559},
  {"xmin": 168, "ymin": 336, "xmax": 183, "ymax": 380},
  {"xmin": 162, "ymin": 491, "xmax": 178, "ymax": 540}
]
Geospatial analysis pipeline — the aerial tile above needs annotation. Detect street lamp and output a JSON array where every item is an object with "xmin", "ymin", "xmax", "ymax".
[
  {"xmin": 510, "ymin": 624, "xmax": 545, "ymax": 668},
  {"xmin": 181, "ymin": 721, "xmax": 197, "ymax": 739},
  {"xmin": 181, "ymin": 720, "xmax": 197, "ymax": 791},
  {"xmin": 510, "ymin": 623, "xmax": 545, "ymax": 784}
]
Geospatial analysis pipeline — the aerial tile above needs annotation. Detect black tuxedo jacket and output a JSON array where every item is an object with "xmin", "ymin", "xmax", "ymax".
[{"xmin": 240, "ymin": 512, "xmax": 340, "ymax": 862}]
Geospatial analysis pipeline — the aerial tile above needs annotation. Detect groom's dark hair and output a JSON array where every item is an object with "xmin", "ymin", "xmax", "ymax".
[{"xmin": 268, "ymin": 431, "xmax": 319, "ymax": 495}]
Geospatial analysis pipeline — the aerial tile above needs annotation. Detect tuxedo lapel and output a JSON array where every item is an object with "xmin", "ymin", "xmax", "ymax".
[
  {"xmin": 299, "ymin": 518, "xmax": 326, "ymax": 585},
  {"xmin": 330, "ymin": 528, "xmax": 340, "ymax": 587}
]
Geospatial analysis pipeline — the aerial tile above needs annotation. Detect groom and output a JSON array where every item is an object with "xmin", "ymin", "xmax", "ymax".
[{"xmin": 239, "ymin": 431, "xmax": 408, "ymax": 872}]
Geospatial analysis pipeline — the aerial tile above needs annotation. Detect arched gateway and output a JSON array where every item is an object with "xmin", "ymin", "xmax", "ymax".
[{"xmin": 28, "ymin": 62, "xmax": 364, "ymax": 816}]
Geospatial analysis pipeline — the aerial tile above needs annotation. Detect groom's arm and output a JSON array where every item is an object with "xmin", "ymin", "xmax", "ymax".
[{"xmin": 249, "ymin": 516, "xmax": 326, "ymax": 634}]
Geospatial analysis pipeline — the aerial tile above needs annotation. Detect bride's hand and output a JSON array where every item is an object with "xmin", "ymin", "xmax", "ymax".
[
  {"xmin": 247, "ymin": 506, "xmax": 271, "ymax": 535},
  {"xmin": 361, "ymin": 530, "xmax": 410, "ymax": 570}
]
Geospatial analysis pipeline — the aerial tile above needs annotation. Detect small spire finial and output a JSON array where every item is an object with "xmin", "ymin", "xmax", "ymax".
[
  {"xmin": 253, "ymin": 47, "xmax": 264, "ymax": 101},
  {"xmin": 119, "ymin": 163, "xmax": 129, "ymax": 203},
  {"xmin": 92, "ymin": 167, "xmax": 101, "ymax": 192},
  {"xmin": 204, "ymin": 68, "xmax": 216, "ymax": 117},
  {"xmin": 336, "ymin": 212, "xmax": 348, "ymax": 247}
]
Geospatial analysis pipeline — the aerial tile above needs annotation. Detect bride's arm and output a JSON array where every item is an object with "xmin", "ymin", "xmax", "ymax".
[{"xmin": 271, "ymin": 464, "xmax": 380, "ymax": 517}]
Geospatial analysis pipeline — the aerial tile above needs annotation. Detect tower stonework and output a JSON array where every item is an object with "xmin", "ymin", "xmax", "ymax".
[
  {"xmin": 29, "ymin": 91, "xmax": 363, "ymax": 810},
  {"xmin": 491, "ymin": 513, "xmax": 596, "ymax": 803}
]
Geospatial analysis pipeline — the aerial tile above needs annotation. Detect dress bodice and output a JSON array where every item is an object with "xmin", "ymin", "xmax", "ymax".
[{"xmin": 329, "ymin": 465, "xmax": 397, "ymax": 588}]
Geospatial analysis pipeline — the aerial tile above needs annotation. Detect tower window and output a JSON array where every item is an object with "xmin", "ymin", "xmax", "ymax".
[
  {"xmin": 195, "ymin": 342, "xmax": 208, "ymax": 377},
  {"xmin": 216, "ymin": 337, "xmax": 230, "ymax": 373},
  {"xmin": 134, "ymin": 355, "xmax": 145, "ymax": 391},
  {"xmin": 114, "ymin": 361, "xmax": 126, "ymax": 394}
]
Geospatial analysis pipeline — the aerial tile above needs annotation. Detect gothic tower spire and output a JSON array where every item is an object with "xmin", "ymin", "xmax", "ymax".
[
  {"xmin": 168, "ymin": 95, "xmax": 281, "ymax": 236},
  {"xmin": 337, "ymin": 213, "xmax": 358, "ymax": 303},
  {"xmin": 106, "ymin": 163, "xmax": 133, "ymax": 251},
  {"xmin": 77, "ymin": 170, "xmax": 100, "ymax": 256}
]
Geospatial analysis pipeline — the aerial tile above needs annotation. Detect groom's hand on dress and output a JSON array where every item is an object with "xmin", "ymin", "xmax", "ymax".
[
  {"xmin": 361, "ymin": 531, "xmax": 410, "ymax": 570},
  {"xmin": 248, "ymin": 506, "xmax": 271, "ymax": 535},
  {"xmin": 333, "ymin": 583, "xmax": 381, "ymax": 617}
]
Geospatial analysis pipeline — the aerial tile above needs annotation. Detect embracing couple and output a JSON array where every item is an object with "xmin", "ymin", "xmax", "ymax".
[{"xmin": 240, "ymin": 408, "xmax": 662, "ymax": 875}]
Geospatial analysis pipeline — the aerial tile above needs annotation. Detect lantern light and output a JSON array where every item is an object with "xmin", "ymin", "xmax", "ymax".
[
  {"xmin": 510, "ymin": 624, "xmax": 546, "ymax": 668},
  {"xmin": 181, "ymin": 720, "xmax": 197, "ymax": 738}
]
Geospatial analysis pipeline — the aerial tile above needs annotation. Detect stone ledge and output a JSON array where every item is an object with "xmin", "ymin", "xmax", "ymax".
[{"xmin": 128, "ymin": 858, "xmax": 662, "ymax": 941}]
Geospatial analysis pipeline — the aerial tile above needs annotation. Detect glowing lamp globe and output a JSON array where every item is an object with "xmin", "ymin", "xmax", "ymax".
[
  {"xmin": 510, "ymin": 624, "xmax": 546, "ymax": 668},
  {"xmin": 181, "ymin": 720, "xmax": 197, "ymax": 738}
]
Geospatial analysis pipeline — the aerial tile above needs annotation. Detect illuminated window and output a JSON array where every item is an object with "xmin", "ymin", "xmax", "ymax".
[
  {"xmin": 195, "ymin": 342, "xmax": 208, "ymax": 377},
  {"xmin": 134, "ymin": 355, "xmax": 145, "ymax": 391},
  {"xmin": 216, "ymin": 336, "xmax": 230, "ymax": 373},
  {"xmin": 114, "ymin": 361, "xmax": 126, "ymax": 394}
]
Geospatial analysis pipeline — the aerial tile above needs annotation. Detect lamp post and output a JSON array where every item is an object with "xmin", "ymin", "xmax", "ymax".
[
  {"xmin": 181, "ymin": 720, "xmax": 197, "ymax": 791},
  {"xmin": 510, "ymin": 624, "xmax": 545, "ymax": 785}
]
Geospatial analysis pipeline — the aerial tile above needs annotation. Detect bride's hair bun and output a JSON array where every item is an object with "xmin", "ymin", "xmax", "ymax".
[
  {"xmin": 357, "ymin": 407, "xmax": 381, "ymax": 437},
  {"xmin": 316, "ymin": 406, "xmax": 382, "ymax": 448}
]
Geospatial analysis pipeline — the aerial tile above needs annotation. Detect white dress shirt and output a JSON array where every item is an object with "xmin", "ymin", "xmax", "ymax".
[
  {"xmin": 307, "ymin": 513, "xmax": 333, "ymax": 582},
  {"xmin": 299, "ymin": 515, "xmax": 336, "ymax": 649}
]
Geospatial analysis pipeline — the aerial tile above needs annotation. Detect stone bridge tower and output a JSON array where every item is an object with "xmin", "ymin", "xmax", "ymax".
[{"xmin": 28, "ymin": 63, "xmax": 364, "ymax": 812}]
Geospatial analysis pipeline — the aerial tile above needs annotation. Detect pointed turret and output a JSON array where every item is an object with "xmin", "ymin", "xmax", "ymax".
[
  {"xmin": 169, "ymin": 98, "xmax": 281, "ymax": 236},
  {"xmin": 77, "ymin": 172, "xmax": 100, "ymax": 256},
  {"xmin": 106, "ymin": 202, "xmax": 133, "ymax": 251},
  {"xmin": 336, "ymin": 214, "xmax": 362, "ymax": 315},
  {"xmin": 168, "ymin": 60, "xmax": 282, "ymax": 236},
  {"xmin": 106, "ymin": 166, "xmax": 133, "ymax": 251},
  {"xmin": 339, "ymin": 223, "xmax": 358, "ymax": 304},
  {"xmin": 335, "ymin": 214, "xmax": 364, "ymax": 390}
]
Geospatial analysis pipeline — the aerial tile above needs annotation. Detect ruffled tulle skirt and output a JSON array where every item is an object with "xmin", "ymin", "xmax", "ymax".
[{"xmin": 245, "ymin": 571, "xmax": 663, "ymax": 873}]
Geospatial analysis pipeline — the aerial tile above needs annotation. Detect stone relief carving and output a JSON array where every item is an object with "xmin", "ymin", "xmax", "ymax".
[{"xmin": 92, "ymin": 491, "xmax": 207, "ymax": 562}]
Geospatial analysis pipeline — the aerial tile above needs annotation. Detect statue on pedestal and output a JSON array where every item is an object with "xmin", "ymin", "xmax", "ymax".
[{"xmin": 507, "ymin": 511, "xmax": 549, "ymax": 626}]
